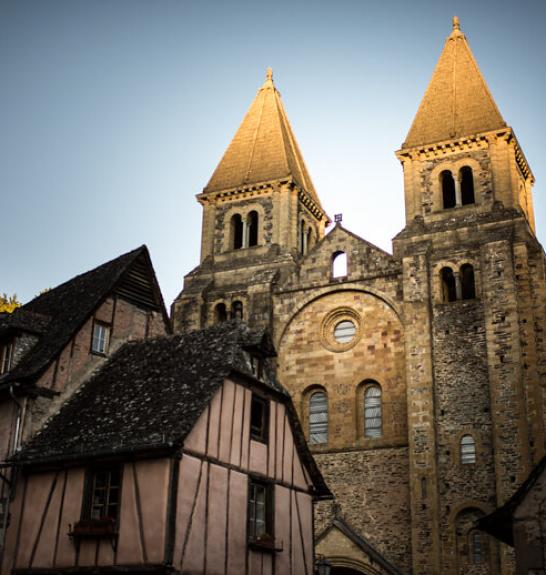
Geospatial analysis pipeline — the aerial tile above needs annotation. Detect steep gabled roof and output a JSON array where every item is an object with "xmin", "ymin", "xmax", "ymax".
[
  {"xmin": 0, "ymin": 246, "xmax": 169, "ymax": 388},
  {"xmin": 402, "ymin": 17, "xmax": 506, "ymax": 149},
  {"xmin": 14, "ymin": 321, "xmax": 331, "ymax": 498},
  {"xmin": 203, "ymin": 69, "xmax": 321, "ymax": 205}
]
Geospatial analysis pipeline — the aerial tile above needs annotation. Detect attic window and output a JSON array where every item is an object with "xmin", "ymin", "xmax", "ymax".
[
  {"xmin": 0, "ymin": 340, "xmax": 14, "ymax": 374},
  {"xmin": 250, "ymin": 394, "xmax": 269, "ymax": 443},
  {"xmin": 250, "ymin": 354, "xmax": 263, "ymax": 379},
  {"xmin": 91, "ymin": 321, "xmax": 110, "ymax": 355}
]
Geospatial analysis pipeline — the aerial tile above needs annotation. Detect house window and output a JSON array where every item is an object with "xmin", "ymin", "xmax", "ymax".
[
  {"xmin": 460, "ymin": 435, "xmax": 476, "ymax": 464},
  {"xmin": 364, "ymin": 384, "xmax": 382, "ymax": 438},
  {"xmin": 88, "ymin": 468, "xmax": 121, "ymax": 521},
  {"xmin": 460, "ymin": 166, "xmax": 475, "ymax": 205},
  {"xmin": 249, "ymin": 354, "xmax": 263, "ymax": 379},
  {"xmin": 332, "ymin": 251, "xmax": 347, "ymax": 278},
  {"xmin": 250, "ymin": 394, "xmax": 269, "ymax": 443},
  {"xmin": 248, "ymin": 479, "xmax": 273, "ymax": 544},
  {"xmin": 309, "ymin": 391, "xmax": 328, "ymax": 444},
  {"xmin": 91, "ymin": 322, "xmax": 110, "ymax": 355},
  {"xmin": 0, "ymin": 340, "xmax": 14, "ymax": 374},
  {"xmin": 441, "ymin": 170, "xmax": 456, "ymax": 209}
]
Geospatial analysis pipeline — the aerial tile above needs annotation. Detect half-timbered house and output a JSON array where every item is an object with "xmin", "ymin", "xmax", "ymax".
[
  {"xmin": 0, "ymin": 245, "xmax": 170, "ymax": 546},
  {"xmin": 2, "ymin": 321, "xmax": 331, "ymax": 575}
]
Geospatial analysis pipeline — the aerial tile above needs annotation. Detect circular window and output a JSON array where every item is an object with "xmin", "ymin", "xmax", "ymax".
[
  {"xmin": 321, "ymin": 308, "xmax": 362, "ymax": 352},
  {"xmin": 333, "ymin": 320, "xmax": 356, "ymax": 343}
]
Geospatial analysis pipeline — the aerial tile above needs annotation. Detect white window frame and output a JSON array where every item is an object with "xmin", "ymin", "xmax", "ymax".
[{"xmin": 91, "ymin": 322, "xmax": 110, "ymax": 355}]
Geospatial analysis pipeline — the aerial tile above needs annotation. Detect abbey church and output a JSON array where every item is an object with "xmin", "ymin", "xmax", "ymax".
[{"xmin": 172, "ymin": 17, "xmax": 546, "ymax": 575}]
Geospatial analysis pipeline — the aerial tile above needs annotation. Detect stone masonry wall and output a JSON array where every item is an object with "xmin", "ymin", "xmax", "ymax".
[{"xmin": 314, "ymin": 448, "xmax": 411, "ymax": 574}]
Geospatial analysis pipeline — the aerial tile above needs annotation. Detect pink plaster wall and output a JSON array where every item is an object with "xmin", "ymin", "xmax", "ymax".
[
  {"xmin": 178, "ymin": 380, "xmax": 319, "ymax": 575},
  {"xmin": 2, "ymin": 379, "xmax": 319, "ymax": 575},
  {"xmin": 116, "ymin": 463, "xmax": 145, "ymax": 563}
]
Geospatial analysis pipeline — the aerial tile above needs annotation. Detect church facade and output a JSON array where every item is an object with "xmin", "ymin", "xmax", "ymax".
[{"xmin": 172, "ymin": 18, "xmax": 546, "ymax": 575}]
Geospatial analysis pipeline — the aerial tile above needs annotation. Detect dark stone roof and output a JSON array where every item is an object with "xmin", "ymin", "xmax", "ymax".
[
  {"xmin": 15, "ymin": 321, "xmax": 331, "ymax": 498},
  {"xmin": 478, "ymin": 454, "xmax": 546, "ymax": 546},
  {"xmin": 0, "ymin": 245, "xmax": 167, "ymax": 389},
  {"xmin": 0, "ymin": 310, "xmax": 51, "ymax": 338}
]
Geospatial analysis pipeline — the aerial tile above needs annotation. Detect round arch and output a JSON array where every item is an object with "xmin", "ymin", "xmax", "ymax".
[
  {"xmin": 275, "ymin": 284, "xmax": 403, "ymax": 349},
  {"xmin": 326, "ymin": 555, "xmax": 384, "ymax": 575}
]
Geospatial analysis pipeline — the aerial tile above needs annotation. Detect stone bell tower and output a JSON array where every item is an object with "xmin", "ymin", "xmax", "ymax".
[
  {"xmin": 172, "ymin": 69, "xmax": 329, "ymax": 333},
  {"xmin": 393, "ymin": 17, "xmax": 546, "ymax": 575}
]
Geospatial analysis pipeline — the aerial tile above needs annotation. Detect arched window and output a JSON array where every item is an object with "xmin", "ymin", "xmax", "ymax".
[
  {"xmin": 440, "ymin": 267, "xmax": 457, "ymax": 302},
  {"xmin": 460, "ymin": 166, "xmax": 475, "ymax": 205},
  {"xmin": 441, "ymin": 170, "xmax": 456, "ymax": 209},
  {"xmin": 460, "ymin": 435, "xmax": 476, "ymax": 464},
  {"xmin": 455, "ymin": 509, "xmax": 488, "ymax": 570},
  {"xmin": 231, "ymin": 301, "xmax": 243, "ymax": 320},
  {"xmin": 231, "ymin": 214, "xmax": 244, "ymax": 250},
  {"xmin": 309, "ymin": 391, "xmax": 328, "ymax": 444},
  {"xmin": 460, "ymin": 264, "xmax": 476, "ymax": 300},
  {"xmin": 471, "ymin": 530, "xmax": 483, "ymax": 564},
  {"xmin": 248, "ymin": 211, "xmax": 258, "ymax": 247},
  {"xmin": 364, "ymin": 384, "xmax": 382, "ymax": 438},
  {"xmin": 332, "ymin": 251, "xmax": 347, "ymax": 278},
  {"xmin": 215, "ymin": 303, "xmax": 227, "ymax": 323}
]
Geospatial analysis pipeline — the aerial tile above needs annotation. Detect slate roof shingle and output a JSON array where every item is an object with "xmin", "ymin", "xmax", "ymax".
[
  {"xmin": 0, "ymin": 245, "xmax": 167, "ymax": 389},
  {"xmin": 15, "ymin": 321, "xmax": 331, "ymax": 498}
]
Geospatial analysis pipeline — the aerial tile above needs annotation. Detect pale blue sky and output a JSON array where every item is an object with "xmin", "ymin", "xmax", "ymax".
[{"xmin": 2, "ymin": 0, "xmax": 545, "ymax": 307}]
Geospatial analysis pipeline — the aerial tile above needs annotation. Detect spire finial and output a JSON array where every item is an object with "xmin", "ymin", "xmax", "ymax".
[
  {"xmin": 266, "ymin": 67, "xmax": 273, "ymax": 81},
  {"xmin": 452, "ymin": 15, "xmax": 460, "ymax": 31}
]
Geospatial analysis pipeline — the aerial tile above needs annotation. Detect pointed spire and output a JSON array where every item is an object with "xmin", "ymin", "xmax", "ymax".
[
  {"xmin": 403, "ymin": 17, "xmax": 506, "ymax": 148},
  {"xmin": 203, "ymin": 70, "xmax": 320, "ymax": 206}
]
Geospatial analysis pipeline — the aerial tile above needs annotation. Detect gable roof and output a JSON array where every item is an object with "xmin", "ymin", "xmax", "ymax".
[
  {"xmin": 203, "ymin": 69, "xmax": 322, "ymax": 207},
  {"xmin": 14, "ymin": 321, "xmax": 331, "ymax": 498},
  {"xmin": 316, "ymin": 517, "xmax": 403, "ymax": 575},
  {"xmin": 0, "ymin": 246, "xmax": 169, "ymax": 389},
  {"xmin": 478, "ymin": 454, "xmax": 546, "ymax": 546},
  {"xmin": 402, "ymin": 17, "xmax": 506, "ymax": 149}
]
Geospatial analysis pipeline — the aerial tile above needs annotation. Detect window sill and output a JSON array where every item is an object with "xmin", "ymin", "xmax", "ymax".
[
  {"xmin": 90, "ymin": 350, "xmax": 109, "ymax": 358},
  {"xmin": 248, "ymin": 536, "xmax": 282, "ymax": 553},
  {"xmin": 69, "ymin": 519, "xmax": 118, "ymax": 539}
]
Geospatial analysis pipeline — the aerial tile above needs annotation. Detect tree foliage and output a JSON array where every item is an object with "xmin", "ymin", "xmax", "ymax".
[{"xmin": 0, "ymin": 293, "xmax": 21, "ymax": 314}]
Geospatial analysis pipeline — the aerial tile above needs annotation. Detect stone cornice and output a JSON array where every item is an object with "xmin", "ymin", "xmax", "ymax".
[{"xmin": 196, "ymin": 177, "xmax": 330, "ymax": 224}]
